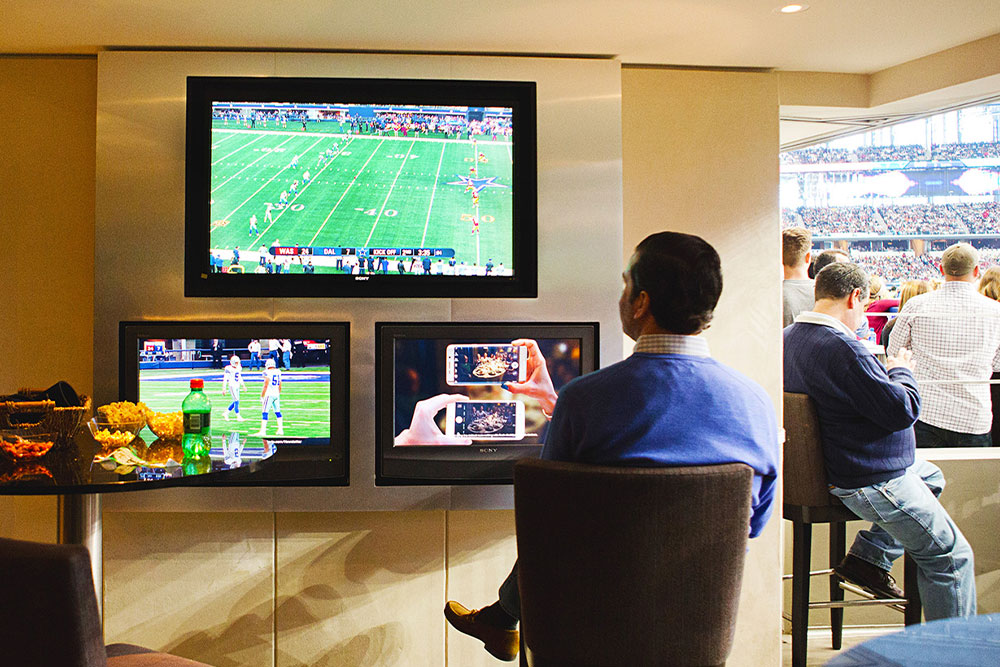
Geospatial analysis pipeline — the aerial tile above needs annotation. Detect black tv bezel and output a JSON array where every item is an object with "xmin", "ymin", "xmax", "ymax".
[
  {"xmin": 118, "ymin": 320, "xmax": 350, "ymax": 486},
  {"xmin": 375, "ymin": 321, "xmax": 600, "ymax": 486},
  {"xmin": 184, "ymin": 75, "xmax": 538, "ymax": 298}
]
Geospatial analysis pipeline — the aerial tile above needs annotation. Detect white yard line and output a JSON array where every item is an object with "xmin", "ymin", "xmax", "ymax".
[
  {"xmin": 211, "ymin": 134, "xmax": 299, "ymax": 194},
  {"xmin": 420, "ymin": 142, "xmax": 448, "ymax": 247},
  {"xmin": 364, "ymin": 141, "xmax": 415, "ymax": 247},
  {"xmin": 211, "ymin": 133, "xmax": 266, "ymax": 167},
  {"xmin": 210, "ymin": 132, "xmax": 240, "ymax": 148},
  {"xmin": 307, "ymin": 138, "xmax": 387, "ymax": 246},
  {"xmin": 223, "ymin": 136, "xmax": 325, "ymax": 241}
]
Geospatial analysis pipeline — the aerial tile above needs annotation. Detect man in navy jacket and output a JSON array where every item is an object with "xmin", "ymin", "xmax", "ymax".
[{"xmin": 785, "ymin": 262, "xmax": 975, "ymax": 620}]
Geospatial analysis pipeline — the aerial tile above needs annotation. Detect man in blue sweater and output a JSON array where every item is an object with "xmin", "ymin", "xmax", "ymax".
[
  {"xmin": 784, "ymin": 262, "xmax": 975, "ymax": 620},
  {"xmin": 445, "ymin": 232, "xmax": 780, "ymax": 661}
]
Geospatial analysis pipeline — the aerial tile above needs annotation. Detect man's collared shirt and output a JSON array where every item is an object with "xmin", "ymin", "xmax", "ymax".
[
  {"xmin": 793, "ymin": 310, "xmax": 858, "ymax": 340},
  {"xmin": 888, "ymin": 280, "xmax": 1000, "ymax": 434},
  {"xmin": 633, "ymin": 333, "xmax": 710, "ymax": 357}
]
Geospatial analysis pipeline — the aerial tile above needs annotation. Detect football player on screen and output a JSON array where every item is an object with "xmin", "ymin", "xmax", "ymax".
[
  {"xmin": 221, "ymin": 355, "xmax": 247, "ymax": 422},
  {"xmin": 256, "ymin": 358, "xmax": 284, "ymax": 437}
]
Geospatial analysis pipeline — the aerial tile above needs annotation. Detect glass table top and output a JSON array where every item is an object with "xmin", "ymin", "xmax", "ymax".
[{"xmin": 0, "ymin": 426, "xmax": 298, "ymax": 494}]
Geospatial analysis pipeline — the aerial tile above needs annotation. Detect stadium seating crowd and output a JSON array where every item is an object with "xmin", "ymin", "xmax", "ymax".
[
  {"xmin": 782, "ymin": 202, "xmax": 999, "ymax": 236},
  {"xmin": 780, "ymin": 141, "xmax": 1000, "ymax": 164},
  {"xmin": 830, "ymin": 248, "xmax": 1000, "ymax": 284}
]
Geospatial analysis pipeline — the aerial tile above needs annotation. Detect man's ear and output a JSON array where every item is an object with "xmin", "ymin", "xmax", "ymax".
[
  {"xmin": 804, "ymin": 251, "xmax": 812, "ymax": 265},
  {"xmin": 974, "ymin": 265, "xmax": 981, "ymax": 279},
  {"xmin": 633, "ymin": 290, "xmax": 651, "ymax": 320}
]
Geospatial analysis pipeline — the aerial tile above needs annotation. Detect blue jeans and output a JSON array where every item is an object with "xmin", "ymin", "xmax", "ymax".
[
  {"xmin": 498, "ymin": 561, "xmax": 520, "ymax": 622},
  {"xmin": 830, "ymin": 459, "xmax": 976, "ymax": 620}
]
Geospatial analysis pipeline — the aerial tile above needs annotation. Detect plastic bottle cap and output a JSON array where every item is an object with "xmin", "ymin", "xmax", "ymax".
[{"xmin": 190, "ymin": 378, "xmax": 204, "ymax": 389}]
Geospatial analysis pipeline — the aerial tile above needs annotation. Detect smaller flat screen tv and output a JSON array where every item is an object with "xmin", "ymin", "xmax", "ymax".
[
  {"xmin": 376, "ymin": 322, "xmax": 599, "ymax": 485},
  {"xmin": 185, "ymin": 76, "xmax": 537, "ymax": 298},
  {"xmin": 119, "ymin": 321, "xmax": 349, "ymax": 486}
]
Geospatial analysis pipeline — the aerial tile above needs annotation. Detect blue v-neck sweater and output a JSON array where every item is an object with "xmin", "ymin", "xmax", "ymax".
[{"xmin": 541, "ymin": 352, "xmax": 779, "ymax": 538}]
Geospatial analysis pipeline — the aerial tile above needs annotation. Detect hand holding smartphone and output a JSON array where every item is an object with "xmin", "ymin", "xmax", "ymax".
[
  {"xmin": 446, "ymin": 344, "xmax": 528, "ymax": 386},
  {"xmin": 445, "ymin": 400, "xmax": 525, "ymax": 440}
]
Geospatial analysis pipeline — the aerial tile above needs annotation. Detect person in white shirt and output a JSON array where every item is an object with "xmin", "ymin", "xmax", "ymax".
[
  {"xmin": 221, "ymin": 355, "xmax": 247, "ymax": 421},
  {"xmin": 256, "ymin": 358, "xmax": 284, "ymax": 437},
  {"xmin": 267, "ymin": 338, "xmax": 280, "ymax": 365},
  {"xmin": 280, "ymin": 338, "xmax": 292, "ymax": 370},
  {"xmin": 248, "ymin": 339, "xmax": 262, "ymax": 371},
  {"xmin": 888, "ymin": 242, "xmax": 1000, "ymax": 447}
]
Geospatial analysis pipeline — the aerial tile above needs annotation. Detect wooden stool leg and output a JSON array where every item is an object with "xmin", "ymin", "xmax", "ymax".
[
  {"xmin": 903, "ymin": 553, "xmax": 922, "ymax": 625},
  {"xmin": 829, "ymin": 521, "xmax": 846, "ymax": 649},
  {"xmin": 792, "ymin": 521, "xmax": 812, "ymax": 667}
]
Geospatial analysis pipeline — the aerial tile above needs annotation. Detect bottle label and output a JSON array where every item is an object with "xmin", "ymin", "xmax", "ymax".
[{"xmin": 183, "ymin": 412, "xmax": 211, "ymax": 433}]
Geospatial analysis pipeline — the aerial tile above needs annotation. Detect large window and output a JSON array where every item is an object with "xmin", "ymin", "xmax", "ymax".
[{"xmin": 782, "ymin": 102, "xmax": 1000, "ymax": 449}]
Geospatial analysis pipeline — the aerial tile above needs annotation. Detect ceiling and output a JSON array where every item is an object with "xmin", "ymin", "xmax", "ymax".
[{"xmin": 4, "ymin": 1, "xmax": 999, "ymax": 74}]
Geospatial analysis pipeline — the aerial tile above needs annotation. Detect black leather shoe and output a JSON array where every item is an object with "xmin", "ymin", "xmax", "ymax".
[
  {"xmin": 444, "ymin": 601, "xmax": 519, "ymax": 661},
  {"xmin": 835, "ymin": 554, "xmax": 904, "ymax": 599}
]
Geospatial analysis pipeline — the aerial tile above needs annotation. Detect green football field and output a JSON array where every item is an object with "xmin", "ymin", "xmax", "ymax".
[
  {"xmin": 209, "ymin": 122, "xmax": 514, "ymax": 271},
  {"xmin": 138, "ymin": 367, "xmax": 331, "ymax": 440}
]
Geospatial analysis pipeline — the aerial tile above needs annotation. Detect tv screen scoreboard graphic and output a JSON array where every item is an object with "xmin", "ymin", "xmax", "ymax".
[{"xmin": 274, "ymin": 246, "xmax": 455, "ymax": 258}]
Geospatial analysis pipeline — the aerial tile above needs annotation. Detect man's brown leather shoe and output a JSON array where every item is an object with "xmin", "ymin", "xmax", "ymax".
[
  {"xmin": 444, "ymin": 601, "xmax": 519, "ymax": 661},
  {"xmin": 835, "ymin": 554, "xmax": 905, "ymax": 599}
]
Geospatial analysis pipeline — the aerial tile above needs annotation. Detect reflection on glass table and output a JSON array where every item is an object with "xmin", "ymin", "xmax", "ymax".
[{"xmin": 0, "ymin": 426, "xmax": 276, "ymax": 493}]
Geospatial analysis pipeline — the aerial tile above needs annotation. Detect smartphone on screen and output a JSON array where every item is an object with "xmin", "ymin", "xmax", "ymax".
[
  {"xmin": 445, "ymin": 400, "xmax": 525, "ymax": 441},
  {"xmin": 445, "ymin": 344, "xmax": 527, "ymax": 386}
]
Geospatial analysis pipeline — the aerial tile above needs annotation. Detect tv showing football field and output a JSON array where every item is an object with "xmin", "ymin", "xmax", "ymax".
[
  {"xmin": 185, "ymin": 77, "xmax": 537, "ymax": 298},
  {"xmin": 119, "ymin": 321, "xmax": 349, "ymax": 486}
]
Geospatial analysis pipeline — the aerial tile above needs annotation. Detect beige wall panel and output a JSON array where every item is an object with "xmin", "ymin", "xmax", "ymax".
[
  {"xmin": 621, "ymin": 67, "xmax": 782, "ymax": 666},
  {"xmin": 275, "ymin": 511, "xmax": 445, "ymax": 666},
  {"xmin": 0, "ymin": 57, "xmax": 96, "ymax": 545},
  {"xmin": 1, "ymin": 57, "xmax": 95, "ymax": 397},
  {"xmin": 778, "ymin": 72, "xmax": 870, "ymax": 108},
  {"xmin": 871, "ymin": 33, "xmax": 1000, "ymax": 107},
  {"xmin": 932, "ymin": 456, "xmax": 1000, "ymax": 614},
  {"xmin": 103, "ymin": 512, "xmax": 275, "ymax": 666},
  {"xmin": 0, "ymin": 496, "xmax": 58, "ymax": 543},
  {"xmin": 444, "ymin": 510, "xmax": 517, "ymax": 666}
]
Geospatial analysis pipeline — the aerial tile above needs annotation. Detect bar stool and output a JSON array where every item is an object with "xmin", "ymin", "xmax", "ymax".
[{"xmin": 783, "ymin": 392, "xmax": 921, "ymax": 667}]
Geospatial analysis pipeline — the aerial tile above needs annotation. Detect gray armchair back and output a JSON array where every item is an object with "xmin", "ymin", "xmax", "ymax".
[{"xmin": 514, "ymin": 458, "xmax": 754, "ymax": 667}]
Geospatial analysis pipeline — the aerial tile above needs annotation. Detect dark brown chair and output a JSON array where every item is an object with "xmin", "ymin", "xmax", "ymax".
[
  {"xmin": 0, "ymin": 536, "xmax": 212, "ymax": 666},
  {"xmin": 783, "ymin": 392, "xmax": 921, "ymax": 667},
  {"xmin": 514, "ymin": 458, "xmax": 754, "ymax": 667}
]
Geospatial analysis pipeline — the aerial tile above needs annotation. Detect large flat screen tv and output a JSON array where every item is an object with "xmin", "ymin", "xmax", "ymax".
[
  {"xmin": 119, "ymin": 321, "xmax": 349, "ymax": 485},
  {"xmin": 376, "ymin": 322, "xmax": 599, "ymax": 485},
  {"xmin": 185, "ymin": 76, "xmax": 537, "ymax": 298}
]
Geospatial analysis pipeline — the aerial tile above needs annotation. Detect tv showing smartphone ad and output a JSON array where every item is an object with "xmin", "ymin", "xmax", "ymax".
[{"xmin": 375, "ymin": 322, "xmax": 598, "ymax": 485}]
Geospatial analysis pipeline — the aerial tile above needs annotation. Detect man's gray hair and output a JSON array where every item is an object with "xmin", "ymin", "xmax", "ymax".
[{"xmin": 815, "ymin": 262, "xmax": 869, "ymax": 301}]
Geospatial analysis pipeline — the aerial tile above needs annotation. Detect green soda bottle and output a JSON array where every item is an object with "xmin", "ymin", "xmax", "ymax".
[{"xmin": 181, "ymin": 378, "xmax": 212, "ymax": 459}]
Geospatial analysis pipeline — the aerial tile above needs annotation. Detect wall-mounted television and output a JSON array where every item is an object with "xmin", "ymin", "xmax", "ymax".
[
  {"xmin": 376, "ymin": 322, "xmax": 599, "ymax": 485},
  {"xmin": 119, "ymin": 321, "xmax": 349, "ymax": 485},
  {"xmin": 185, "ymin": 76, "xmax": 537, "ymax": 298}
]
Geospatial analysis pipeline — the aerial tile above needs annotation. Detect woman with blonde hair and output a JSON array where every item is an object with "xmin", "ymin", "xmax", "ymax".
[
  {"xmin": 865, "ymin": 274, "xmax": 897, "ymax": 341},
  {"xmin": 880, "ymin": 279, "xmax": 932, "ymax": 346},
  {"xmin": 978, "ymin": 266, "xmax": 1000, "ymax": 301}
]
